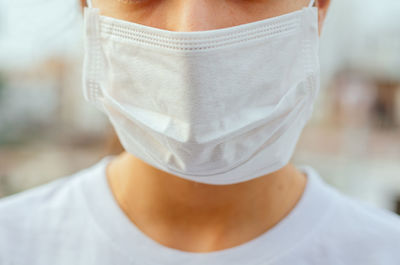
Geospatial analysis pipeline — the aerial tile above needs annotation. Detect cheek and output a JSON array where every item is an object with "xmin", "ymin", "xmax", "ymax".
[
  {"xmin": 317, "ymin": 9, "xmax": 327, "ymax": 35},
  {"xmin": 95, "ymin": 0, "xmax": 159, "ymax": 21}
]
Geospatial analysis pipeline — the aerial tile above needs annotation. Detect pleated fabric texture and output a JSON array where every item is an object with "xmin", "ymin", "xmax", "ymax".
[{"xmin": 82, "ymin": 4, "xmax": 320, "ymax": 185}]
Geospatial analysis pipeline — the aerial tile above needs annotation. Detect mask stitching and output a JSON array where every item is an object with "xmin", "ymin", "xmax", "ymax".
[
  {"xmin": 83, "ymin": 7, "xmax": 320, "ymax": 181},
  {"xmin": 97, "ymin": 8, "xmax": 306, "ymax": 41},
  {"xmin": 84, "ymin": 9, "xmax": 104, "ymax": 107},
  {"xmin": 100, "ymin": 18, "xmax": 299, "ymax": 44},
  {"xmin": 100, "ymin": 26, "xmax": 298, "ymax": 51}
]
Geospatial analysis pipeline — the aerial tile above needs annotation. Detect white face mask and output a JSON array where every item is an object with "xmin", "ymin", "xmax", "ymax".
[{"xmin": 83, "ymin": 0, "xmax": 319, "ymax": 185}]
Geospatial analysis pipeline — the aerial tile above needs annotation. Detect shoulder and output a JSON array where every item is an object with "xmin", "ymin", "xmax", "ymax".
[
  {"xmin": 333, "ymin": 188, "xmax": 400, "ymax": 230},
  {"xmin": 0, "ymin": 157, "xmax": 110, "ymax": 217},
  {"xmin": 334, "ymin": 191, "xmax": 400, "ymax": 240},
  {"xmin": 0, "ymin": 169, "xmax": 85, "ymax": 230},
  {"xmin": 313, "ymin": 187, "xmax": 400, "ymax": 262},
  {"xmin": 0, "ymin": 175, "xmax": 73, "ymax": 226},
  {"xmin": 299, "ymin": 166, "xmax": 400, "ymax": 263},
  {"xmin": 303, "ymin": 166, "xmax": 400, "ymax": 242},
  {"xmin": 0, "ymin": 164, "xmax": 92, "ymax": 220},
  {"xmin": 0, "ymin": 161, "xmax": 103, "ymax": 263}
]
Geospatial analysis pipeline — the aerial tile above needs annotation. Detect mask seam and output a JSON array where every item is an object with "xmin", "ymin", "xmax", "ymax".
[
  {"xmin": 84, "ymin": 7, "xmax": 320, "ymax": 182},
  {"xmin": 302, "ymin": 8, "xmax": 319, "ymax": 101},
  {"xmin": 84, "ymin": 8, "xmax": 105, "ymax": 108},
  {"xmin": 101, "ymin": 26, "xmax": 298, "ymax": 51},
  {"xmin": 100, "ymin": 18, "xmax": 299, "ymax": 43},
  {"xmin": 97, "ymin": 7, "xmax": 306, "ymax": 41}
]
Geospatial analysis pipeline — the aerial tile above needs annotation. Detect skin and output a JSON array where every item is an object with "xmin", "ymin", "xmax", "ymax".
[{"xmin": 89, "ymin": 0, "xmax": 331, "ymax": 253}]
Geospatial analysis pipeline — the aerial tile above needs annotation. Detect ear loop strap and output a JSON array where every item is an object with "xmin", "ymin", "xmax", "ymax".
[{"xmin": 308, "ymin": 0, "xmax": 316, "ymax": 7}]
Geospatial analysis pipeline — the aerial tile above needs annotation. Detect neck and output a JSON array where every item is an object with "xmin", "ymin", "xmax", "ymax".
[{"xmin": 106, "ymin": 151, "xmax": 307, "ymax": 252}]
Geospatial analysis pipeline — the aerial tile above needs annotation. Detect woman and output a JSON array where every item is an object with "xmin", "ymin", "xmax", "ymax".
[{"xmin": 1, "ymin": 0, "xmax": 400, "ymax": 264}]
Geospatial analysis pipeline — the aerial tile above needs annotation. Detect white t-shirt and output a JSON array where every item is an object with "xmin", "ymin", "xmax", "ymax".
[{"xmin": 1, "ymin": 157, "xmax": 400, "ymax": 265}]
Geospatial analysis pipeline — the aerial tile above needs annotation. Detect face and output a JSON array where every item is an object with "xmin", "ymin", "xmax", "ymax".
[{"xmin": 89, "ymin": 0, "xmax": 330, "ymax": 34}]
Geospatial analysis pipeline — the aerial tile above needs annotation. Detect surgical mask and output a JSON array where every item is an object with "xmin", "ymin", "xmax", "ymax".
[{"xmin": 82, "ymin": 0, "xmax": 319, "ymax": 185}]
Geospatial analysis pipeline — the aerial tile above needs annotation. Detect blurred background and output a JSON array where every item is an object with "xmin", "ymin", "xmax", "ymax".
[{"xmin": 0, "ymin": 0, "xmax": 399, "ymax": 214}]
